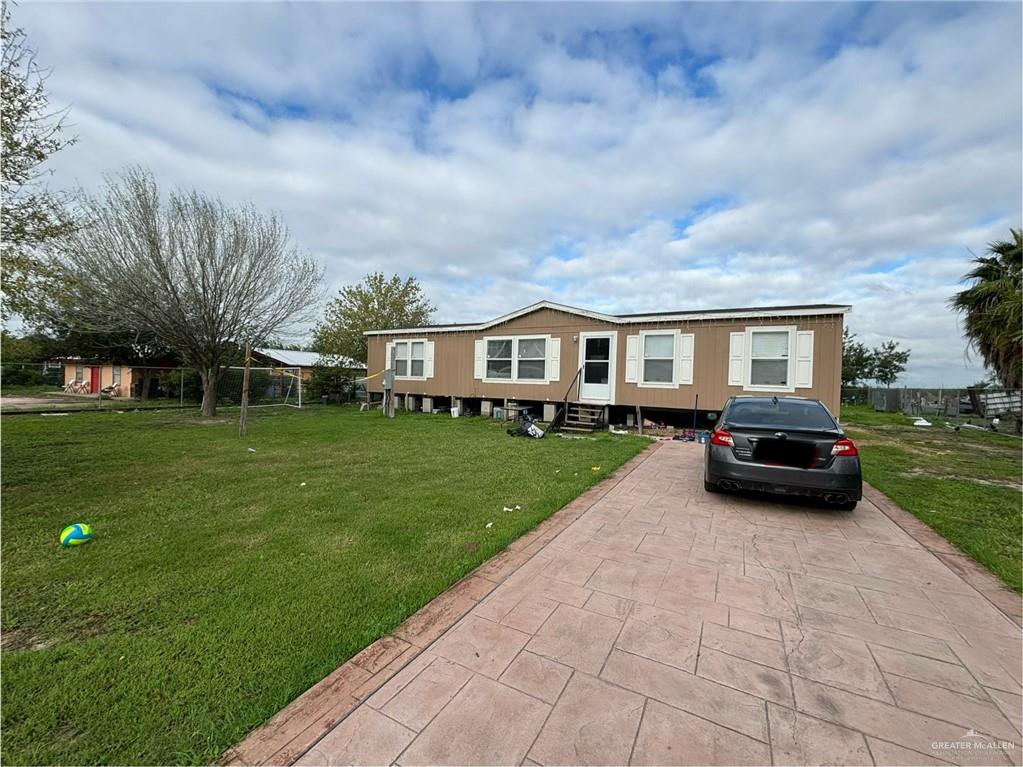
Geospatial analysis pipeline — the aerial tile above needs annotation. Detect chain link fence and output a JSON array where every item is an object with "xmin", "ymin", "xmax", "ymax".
[
  {"xmin": 0, "ymin": 364, "xmax": 305, "ymax": 413},
  {"xmin": 842, "ymin": 385, "xmax": 1022, "ymax": 427}
]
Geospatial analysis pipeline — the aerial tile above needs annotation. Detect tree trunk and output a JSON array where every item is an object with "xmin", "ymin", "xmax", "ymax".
[
  {"xmin": 140, "ymin": 368, "xmax": 153, "ymax": 400},
  {"xmin": 200, "ymin": 368, "xmax": 220, "ymax": 416}
]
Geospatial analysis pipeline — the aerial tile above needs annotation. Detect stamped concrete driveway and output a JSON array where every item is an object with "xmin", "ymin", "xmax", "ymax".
[{"xmin": 297, "ymin": 442, "xmax": 1022, "ymax": 766}]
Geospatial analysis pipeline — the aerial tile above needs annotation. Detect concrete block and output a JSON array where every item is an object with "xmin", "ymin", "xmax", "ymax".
[
  {"xmin": 543, "ymin": 403, "xmax": 557, "ymax": 422},
  {"xmin": 481, "ymin": 400, "xmax": 493, "ymax": 417},
  {"xmin": 422, "ymin": 397, "xmax": 434, "ymax": 413}
]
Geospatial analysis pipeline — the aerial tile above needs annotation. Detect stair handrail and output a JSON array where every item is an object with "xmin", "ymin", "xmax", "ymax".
[
  {"xmin": 550, "ymin": 366, "xmax": 583, "ymax": 433},
  {"xmin": 563, "ymin": 366, "xmax": 583, "ymax": 407}
]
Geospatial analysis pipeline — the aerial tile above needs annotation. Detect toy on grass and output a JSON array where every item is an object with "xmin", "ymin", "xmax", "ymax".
[{"xmin": 60, "ymin": 523, "xmax": 93, "ymax": 547}]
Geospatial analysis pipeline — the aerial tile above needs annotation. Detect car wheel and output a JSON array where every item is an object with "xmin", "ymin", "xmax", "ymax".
[{"xmin": 704, "ymin": 479, "xmax": 722, "ymax": 493}]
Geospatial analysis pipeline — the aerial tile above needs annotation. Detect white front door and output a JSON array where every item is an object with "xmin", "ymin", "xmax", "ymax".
[{"xmin": 578, "ymin": 333, "xmax": 615, "ymax": 403}]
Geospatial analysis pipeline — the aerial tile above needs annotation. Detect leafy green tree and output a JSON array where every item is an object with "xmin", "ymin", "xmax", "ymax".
[
  {"xmin": 313, "ymin": 273, "xmax": 434, "ymax": 364},
  {"xmin": 305, "ymin": 365, "xmax": 357, "ymax": 402},
  {"xmin": 871, "ymin": 340, "xmax": 910, "ymax": 388},
  {"xmin": 950, "ymin": 229, "xmax": 1022, "ymax": 389},
  {"xmin": 0, "ymin": 329, "xmax": 46, "ymax": 361},
  {"xmin": 1, "ymin": 2, "xmax": 77, "ymax": 318},
  {"xmin": 841, "ymin": 328, "xmax": 874, "ymax": 386}
]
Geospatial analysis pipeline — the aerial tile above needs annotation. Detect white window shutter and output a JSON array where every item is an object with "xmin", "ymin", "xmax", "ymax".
[
  {"xmin": 795, "ymin": 331, "xmax": 814, "ymax": 388},
  {"xmin": 424, "ymin": 341, "xmax": 435, "ymax": 379},
  {"xmin": 548, "ymin": 336, "xmax": 560, "ymax": 382},
  {"xmin": 385, "ymin": 342, "xmax": 394, "ymax": 371},
  {"xmin": 473, "ymin": 339, "xmax": 485, "ymax": 379},
  {"xmin": 678, "ymin": 332, "xmax": 694, "ymax": 386},
  {"xmin": 625, "ymin": 335, "xmax": 639, "ymax": 383},
  {"xmin": 728, "ymin": 332, "xmax": 744, "ymax": 386}
]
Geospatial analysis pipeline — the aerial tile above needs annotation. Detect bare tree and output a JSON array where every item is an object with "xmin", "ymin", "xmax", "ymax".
[{"xmin": 50, "ymin": 167, "xmax": 322, "ymax": 416}]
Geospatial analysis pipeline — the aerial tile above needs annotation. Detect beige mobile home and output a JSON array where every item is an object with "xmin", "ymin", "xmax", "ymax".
[{"xmin": 365, "ymin": 301, "xmax": 848, "ymax": 427}]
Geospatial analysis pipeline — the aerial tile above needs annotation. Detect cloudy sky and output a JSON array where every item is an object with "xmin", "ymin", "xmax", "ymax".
[{"xmin": 16, "ymin": 1, "xmax": 1022, "ymax": 385}]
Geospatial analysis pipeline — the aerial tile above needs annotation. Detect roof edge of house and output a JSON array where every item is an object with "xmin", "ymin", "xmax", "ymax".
[{"xmin": 364, "ymin": 300, "xmax": 852, "ymax": 336}]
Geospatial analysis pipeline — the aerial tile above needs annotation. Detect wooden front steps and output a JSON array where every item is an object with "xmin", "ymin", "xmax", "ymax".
[{"xmin": 560, "ymin": 402, "xmax": 604, "ymax": 433}]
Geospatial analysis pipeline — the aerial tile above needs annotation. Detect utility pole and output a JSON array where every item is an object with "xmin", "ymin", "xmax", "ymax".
[{"xmin": 239, "ymin": 342, "xmax": 251, "ymax": 436}]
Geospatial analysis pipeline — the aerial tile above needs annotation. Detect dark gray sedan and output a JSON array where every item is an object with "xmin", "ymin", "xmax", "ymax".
[{"xmin": 704, "ymin": 396, "xmax": 862, "ymax": 510}]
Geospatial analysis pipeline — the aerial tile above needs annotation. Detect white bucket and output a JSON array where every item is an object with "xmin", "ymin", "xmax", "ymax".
[{"xmin": 450, "ymin": 406, "xmax": 459, "ymax": 418}]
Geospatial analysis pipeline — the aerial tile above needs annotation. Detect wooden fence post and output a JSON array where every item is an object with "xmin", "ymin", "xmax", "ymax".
[{"xmin": 239, "ymin": 342, "xmax": 251, "ymax": 436}]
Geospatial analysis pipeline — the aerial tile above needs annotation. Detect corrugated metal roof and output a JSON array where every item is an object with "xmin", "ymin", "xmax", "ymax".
[
  {"xmin": 365, "ymin": 300, "xmax": 852, "ymax": 336},
  {"xmin": 254, "ymin": 348, "xmax": 365, "ymax": 369}
]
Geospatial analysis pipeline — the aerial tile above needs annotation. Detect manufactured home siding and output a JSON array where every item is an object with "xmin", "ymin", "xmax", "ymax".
[{"xmin": 367, "ymin": 308, "xmax": 844, "ymax": 413}]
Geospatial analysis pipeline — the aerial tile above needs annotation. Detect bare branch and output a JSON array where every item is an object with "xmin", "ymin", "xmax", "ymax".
[{"xmin": 49, "ymin": 167, "xmax": 324, "ymax": 415}]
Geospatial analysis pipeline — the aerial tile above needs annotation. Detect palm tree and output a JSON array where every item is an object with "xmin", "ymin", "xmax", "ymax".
[{"xmin": 950, "ymin": 229, "xmax": 1022, "ymax": 389}]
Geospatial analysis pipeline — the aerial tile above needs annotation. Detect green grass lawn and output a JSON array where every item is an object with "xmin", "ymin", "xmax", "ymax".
[
  {"xmin": 0, "ymin": 384, "xmax": 65, "ymax": 397},
  {"xmin": 0, "ymin": 407, "xmax": 649, "ymax": 765},
  {"xmin": 840, "ymin": 404, "xmax": 1022, "ymax": 592}
]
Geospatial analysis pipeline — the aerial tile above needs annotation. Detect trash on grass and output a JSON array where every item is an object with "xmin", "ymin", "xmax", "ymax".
[
  {"xmin": 300, "ymin": 482, "xmax": 307, "ymax": 487},
  {"xmin": 247, "ymin": 447, "xmax": 257, "ymax": 452},
  {"xmin": 507, "ymin": 413, "xmax": 545, "ymax": 439},
  {"xmin": 912, "ymin": 418, "xmax": 932, "ymax": 427},
  {"xmin": 503, "ymin": 506, "xmax": 514, "ymax": 513},
  {"xmin": 485, "ymin": 521, "xmax": 493, "ymax": 529},
  {"xmin": 591, "ymin": 466, "xmax": 601, "ymax": 471},
  {"xmin": 514, "ymin": 504, "xmax": 521, "ymax": 510},
  {"xmin": 961, "ymin": 423, "xmax": 988, "ymax": 431}
]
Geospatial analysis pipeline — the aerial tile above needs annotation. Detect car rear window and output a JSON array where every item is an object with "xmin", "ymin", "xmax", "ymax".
[{"xmin": 724, "ymin": 399, "xmax": 837, "ymax": 430}]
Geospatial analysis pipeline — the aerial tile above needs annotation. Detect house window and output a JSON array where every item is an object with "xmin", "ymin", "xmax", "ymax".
[
  {"xmin": 486, "ymin": 339, "xmax": 513, "ymax": 379},
  {"xmin": 113, "ymin": 366, "xmax": 122, "ymax": 385},
  {"xmin": 393, "ymin": 342, "xmax": 408, "ymax": 376},
  {"xmin": 409, "ymin": 341, "xmax": 425, "ymax": 378},
  {"xmin": 483, "ymin": 336, "xmax": 549, "ymax": 382},
  {"xmin": 642, "ymin": 333, "xmax": 675, "ymax": 384},
  {"xmin": 75, "ymin": 364, "xmax": 83, "ymax": 381},
  {"xmin": 516, "ymin": 337, "xmax": 546, "ymax": 380},
  {"xmin": 749, "ymin": 330, "xmax": 790, "ymax": 387},
  {"xmin": 391, "ymin": 339, "xmax": 429, "ymax": 379}
]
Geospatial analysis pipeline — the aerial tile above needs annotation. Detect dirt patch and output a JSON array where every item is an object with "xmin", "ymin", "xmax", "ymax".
[
  {"xmin": 901, "ymin": 467, "xmax": 1022, "ymax": 490},
  {"xmin": 1, "ymin": 628, "xmax": 55, "ymax": 652},
  {"xmin": 157, "ymin": 417, "xmax": 234, "ymax": 427}
]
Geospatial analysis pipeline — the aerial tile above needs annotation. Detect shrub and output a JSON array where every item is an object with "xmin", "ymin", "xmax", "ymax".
[
  {"xmin": 1, "ymin": 366, "xmax": 46, "ymax": 386},
  {"xmin": 305, "ymin": 366, "xmax": 356, "ymax": 402}
]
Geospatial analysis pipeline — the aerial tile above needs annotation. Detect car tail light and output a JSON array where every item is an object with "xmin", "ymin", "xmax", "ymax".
[
  {"xmin": 710, "ymin": 429, "xmax": 734, "ymax": 447},
  {"xmin": 831, "ymin": 438, "xmax": 858, "ymax": 457}
]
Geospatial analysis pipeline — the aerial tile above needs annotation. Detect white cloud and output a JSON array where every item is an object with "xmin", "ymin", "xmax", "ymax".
[{"xmin": 13, "ymin": 1, "xmax": 1022, "ymax": 386}]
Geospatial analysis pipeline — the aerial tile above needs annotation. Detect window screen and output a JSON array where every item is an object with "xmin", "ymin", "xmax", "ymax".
[
  {"xmin": 517, "ymin": 338, "xmax": 546, "ymax": 380},
  {"xmin": 643, "ymin": 333, "xmax": 674, "ymax": 384},
  {"xmin": 750, "ymin": 331, "xmax": 790, "ymax": 386},
  {"xmin": 393, "ymin": 342, "xmax": 408, "ymax": 377},
  {"xmin": 486, "ymin": 339, "xmax": 512, "ymax": 379},
  {"xmin": 410, "ymin": 341, "xmax": 425, "ymax": 377}
]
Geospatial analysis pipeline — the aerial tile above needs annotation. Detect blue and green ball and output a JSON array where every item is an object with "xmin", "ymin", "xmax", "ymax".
[{"xmin": 60, "ymin": 523, "xmax": 94, "ymax": 547}]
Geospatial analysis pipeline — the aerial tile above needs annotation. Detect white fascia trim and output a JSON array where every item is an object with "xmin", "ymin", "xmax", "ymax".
[{"xmin": 365, "ymin": 302, "xmax": 851, "ymax": 336}]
